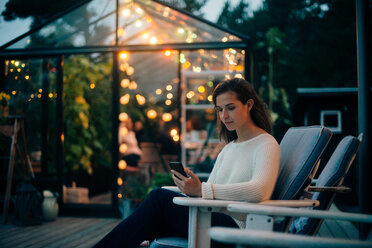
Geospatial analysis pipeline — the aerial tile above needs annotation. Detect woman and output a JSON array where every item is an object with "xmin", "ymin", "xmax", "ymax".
[{"xmin": 94, "ymin": 78, "xmax": 280, "ymax": 248}]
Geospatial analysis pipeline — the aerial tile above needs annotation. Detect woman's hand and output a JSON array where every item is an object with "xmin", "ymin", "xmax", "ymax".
[{"xmin": 171, "ymin": 168, "xmax": 202, "ymax": 197}]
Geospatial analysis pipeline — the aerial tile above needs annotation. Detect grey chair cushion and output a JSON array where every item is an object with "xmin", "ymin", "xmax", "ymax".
[
  {"xmin": 290, "ymin": 135, "xmax": 361, "ymax": 234},
  {"xmin": 149, "ymin": 237, "xmax": 187, "ymax": 248},
  {"xmin": 272, "ymin": 126, "xmax": 332, "ymax": 200}
]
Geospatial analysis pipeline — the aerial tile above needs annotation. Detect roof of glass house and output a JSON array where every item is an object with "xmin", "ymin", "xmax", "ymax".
[{"xmin": 0, "ymin": 0, "xmax": 249, "ymax": 56}]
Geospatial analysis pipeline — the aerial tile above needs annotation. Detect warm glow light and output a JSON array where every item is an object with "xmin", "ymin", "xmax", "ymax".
[
  {"xmin": 198, "ymin": 86, "xmax": 205, "ymax": 93},
  {"xmin": 120, "ymin": 127, "xmax": 128, "ymax": 136},
  {"xmin": 119, "ymin": 112, "xmax": 129, "ymax": 122},
  {"xmin": 165, "ymin": 100, "xmax": 171, "ymax": 105},
  {"xmin": 142, "ymin": 33, "xmax": 149, "ymax": 39},
  {"xmin": 17, "ymin": 68, "xmax": 21, "ymax": 72},
  {"xmin": 173, "ymin": 135, "xmax": 179, "ymax": 142},
  {"xmin": 48, "ymin": 93, "xmax": 53, "ymax": 98},
  {"xmin": 11, "ymin": 91, "xmax": 16, "ymax": 95},
  {"xmin": 170, "ymin": 129, "xmax": 178, "ymax": 136},
  {"xmin": 117, "ymin": 177, "xmax": 123, "ymax": 186},
  {"xmin": 121, "ymin": 78, "xmax": 130, "ymax": 88},
  {"xmin": 15, "ymin": 61, "xmax": 20, "ymax": 66},
  {"xmin": 136, "ymin": 94, "xmax": 146, "ymax": 105},
  {"xmin": 146, "ymin": 17, "xmax": 152, "ymax": 23},
  {"xmin": 25, "ymin": 75, "xmax": 30, "ymax": 80},
  {"xmin": 39, "ymin": 89, "xmax": 43, "ymax": 93},
  {"xmin": 90, "ymin": 83, "xmax": 95, "ymax": 89},
  {"xmin": 207, "ymin": 81, "xmax": 214, "ymax": 87},
  {"xmin": 135, "ymin": 20, "xmax": 142, "ymax": 27},
  {"xmin": 11, "ymin": 60, "xmax": 15, "ymax": 64},
  {"xmin": 120, "ymin": 63, "xmax": 128, "ymax": 72},
  {"xmin": 10, "ymin": 69, "xmax": 13, "ymax": 72},
  {"xmin": 182, "ymin": 61, "xmax": 191, "ymax": 69},
  {"xmin": 119, "ymin": 144, "xmax": 128, "ymax": 154},
  {"xmin": 30, "ymin": 94, "xmax": 35, "ymax": 98},
  {"xmin": 122, "ymin": 9, "xmax": 131, "ymax": 17},
  {"xmin": 177, "ymin": 28, "xmax": 185, "ymax": 34},
  {"xmin": 126, "ymin": 66, "xmax": 134, "ymax": 76},
  {"xmin": 164, "ymin": 50, "xmax": 171, "ymax": 56},
  {"xmin": 129, "ymin": 81, "xmax": 138, "ymax": 90},
  {"xmin": 117, "ymin": 28, "xmax": 125, "ymax": 36},
  {"xmin": 147, "ymin": 109, "xmax": 157, "ymax": 119},
  {"xmin": 38, "ymin": 94, "xmax": 42, "ymax": 98},
  {"xmin": 186, "ymin": 91, "xmax": 195, "ymax": 99},
  {"xmin": 120, "ymin": 52, "xmax": 128, "ymax": 60},
  {"xmin": 234, "ymin": 73, "xmax": 243, "ymax": 79},
  {"xmin": 136, "ymin": 7, "xmax": 143, "ymax": 14},
  {"xmin": 61, "ymin": 133, "xmax": 64, "ymax": 143},
  {"xmin": 208, "ymin": 95, "xmax": 213, "ymax": 102},
  {"xmin": 150, "ymin": 37, "xmax": 157, "ymax": 44},
  {"xmin": 118, "ymin": 193, "xmax": 122, "ymax": 198},
  {"xmin": 118, "ymin": 160, "xmax": 127, "ymax": 170},
  {"xmin": 120, "ymin": 94, "xmax": 130, "ymax": 105},
  {"xmin": 222, "ymin": 37, "xmax": 228, "ymax": 42},
  {"xmin": 166, "ymin": 85, "xmax": 172, "ymax": 91},
  {"xmin": 155, "ymin": 89, "xmax": 162, "ymax": 95},
  {"xmin": 192, "ymin": 66, "xmax": 201, "ymax": 73},
  {"xmin": 162, "ymin": 113, "xmax": 172, "ymax": 122},
  {"xmin": 166, "ymin": 93, "xmax": 173, "ymax": 99}
]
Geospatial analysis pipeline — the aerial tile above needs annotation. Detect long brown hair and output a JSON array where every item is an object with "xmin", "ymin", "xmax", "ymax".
[{"xmin": 212, "ymin": 78, "xmax": 272, "ymax": 142}]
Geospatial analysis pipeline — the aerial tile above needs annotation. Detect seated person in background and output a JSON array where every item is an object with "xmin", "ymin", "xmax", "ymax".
[
  {"xmin": 119, "ymin": 117, "xmax": 142, "ymax": 167},
  {"xmin": 94, "ymin": 78, "xmax": 280, "ymax": 248}
]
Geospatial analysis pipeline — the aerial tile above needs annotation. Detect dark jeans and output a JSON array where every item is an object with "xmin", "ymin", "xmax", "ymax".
[{"xmin": 93, "ymin": 188, "xmax": 239, "ymax": 248}]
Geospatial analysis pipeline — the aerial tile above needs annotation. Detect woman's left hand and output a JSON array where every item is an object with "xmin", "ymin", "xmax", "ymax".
[{"xmin": 171, "ymin": 168, "xmax": 202, "ymax": 197}]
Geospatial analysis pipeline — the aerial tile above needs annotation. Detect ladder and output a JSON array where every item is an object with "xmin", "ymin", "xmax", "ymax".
[{"xmin": 0, "ymin": 117, "xmax": 34, "ymax": 224}]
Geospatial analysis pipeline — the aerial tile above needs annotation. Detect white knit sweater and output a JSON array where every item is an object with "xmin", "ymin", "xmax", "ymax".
[{"xmin": 201, "ymin": 133, "xmax": 280, "ymax": 228}]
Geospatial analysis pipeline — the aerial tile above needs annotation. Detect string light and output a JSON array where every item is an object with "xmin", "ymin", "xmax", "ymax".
[
  {"xmin": 90, "ymin": 83, "xmax": 95, "ymax": 89},
  {"xmin": 120, "ymin": 52, "xmax": 128, "ymax": 60},
  {"xmin": 170, "ymin": 129, "xmax": 178, "ymax": 136},
  {"xmin": 155, "ymin": 89, "xmax": 162, "ymax": 95},
  {"xmin": 198, "ymin": 86, "xmax": 205, "ymax": 93},
  {"xmin": 120, "ymin": 126, "xmax": 128, "ymax": 136},
  {"xmin": 164, "ymin": 50, "xmax": 171, "ymax": 56},
  {"xmin": 165, "ymin": 100, "xmax": 171, "ymax": 105},
  {"xmin": 166, "ymin": 93, "xmax": 173, "ymax": 99},
  {"xmin": 121, "ymin": 78, "xmax": 130, "ymax": 88},
  {"xmin": 118, "ymin": 160, "xmax": 127, "ymax": 170},
  {"xmin": 117, "ymin": 177, "xmax": 123, "ymax": 186},
  {"xmin": 119, "ymin": 144, "xmax": 128, "ymax": 154},
  {"xmin": 147, "ymin": 109, "xmax": 157, "ymax": 119},
  {"xmin": 162, "ymin": 113, "xmax": 172, "ymax": 122},
  {"xmin": 136, "ymin": 94, "xmax": 146, "ymax": 105},
  {"xmin": 119, "ymin": 112, "xmax": 129, "ymax": 122},
  {"xmin": 120, "ymin": 94, "xmax": 130, "ymax": 105},
  {"xmin": 166, "ymin": 85, "xmax": 172, "ymax": 91}
]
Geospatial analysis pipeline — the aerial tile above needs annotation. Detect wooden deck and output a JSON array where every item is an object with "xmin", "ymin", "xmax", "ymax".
[{"xmin": 0, "ymin": 205, "xmax": 360, "ymax": 248}]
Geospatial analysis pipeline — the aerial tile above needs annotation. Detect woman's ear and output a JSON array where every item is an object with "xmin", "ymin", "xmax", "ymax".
[{"xmin": 247, "ymin": 99, "xmax": 254, "ymax": 111}]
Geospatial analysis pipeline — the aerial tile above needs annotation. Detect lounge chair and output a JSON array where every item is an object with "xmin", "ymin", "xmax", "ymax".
[{"xmin": 149, "ymin": 126, "xmax": 332, "ymax": 248}]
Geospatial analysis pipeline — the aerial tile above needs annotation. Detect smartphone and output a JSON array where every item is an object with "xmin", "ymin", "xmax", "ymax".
[{"xmin": 169, "ymin": 162, "xmax": 188, "ymax": 179}]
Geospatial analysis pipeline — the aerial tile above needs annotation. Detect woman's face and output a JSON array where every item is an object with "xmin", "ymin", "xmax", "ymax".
[{"xmin": 215, "ymin": 91, "xmax": 250, "ymax": 132}]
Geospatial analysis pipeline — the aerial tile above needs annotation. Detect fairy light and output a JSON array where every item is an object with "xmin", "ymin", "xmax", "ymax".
[
  {"xmin": 25, "ymin": 75, "xmax": 30, "ymax": 80},
  {"xmin": 170, "ymin": 129, "xmax": 178, "ymax": 136},
  {"xmin": 118, "ymin": 160, "xmax": 127, "ymax": 170},
  {"xmin": 119, "ymin": 144, "xmax": 128, "ymax": 154},
  {"xmin": 162, "ymin": 113, "xmax": 172, "ymax": 122},
  {"xmin": 121, "ymin": 78, "xmax": 130, "ymax": 88},
  {"xmin": 118, "ymin": 193, "xmax": 122, "ymax": 198},
  {"xmin": 166, "ymin": 85, "xmax": 172, "ymax": 91},
  {"xmin": 30, "ymin": 94, "xmax": 35, "ymax": 98},
  {"xmin": 12, "ymin": 90, "xmax": 16, "ymax": 95},
  {"xmin": 234, "ymin": 73, "xmax": 243, "ymax": 79},
  {"xmin": 150, "ymin": 37, "xmax": 157, "ymax": 44},
  {"xmin": 119, "ymin": 112, "xmax": 129, "ymax": 122},
  {"xmin": 147, "ymin": 109, "xmax": 157, "ymax": 119},
  {"xmin": 120, "ymin": 126, "xmax": 128, "ymax": 136},
  {"xmin": 120, "ymin": 94, "xmax": 130, "ymax": 105},
  {"xmin": 122, "ymin": 9, "xmax": 131, "ymax": 17},
  {"xmin": 146, "ymin": 17, "xmax": 152, "ymax": 23},
  {"xmin": 164, "ymin": 50, "xmax": 171, "ymax": 56},
  {"xmin": 17, "ymin": 68, "xmax": 21, "ymax": 72},
  {"xmin": 198, "ymin": 86, "xmax": 205, "ymax": 93},
  {"xmin": 166, "ymin": 93, "xmax": 173, "ymax": 99},
  {"xmin": 126, "ymin": 66, "xmax": 134, "ymax": 76},
  {"xmin": 142, "ymin": 33, "xmax": 149, "ymax": 39},
  {"xmin": 182, "ymin": 61, "xmax": 191, "ymax": 69},
  {"xmin": 186, "ymin": 91, "xmax": 195, "ymax": 99},
  {"xmin": 90, "ymin": 83, "xmax": 95, "ymax": 89},
  {"xmin": 208, "ymin": 95, "xmax": 213, "ymax": 102},
  {"xmin": 117, "ymin": 28, "xmax": 125, "ymax": 36},
  {"xmin": 14, "ymin": 61, "xmax": 20, "ymax": 66},
  {"xmin": 117, "ymin": 177, "xmax": 123, "ymax": 186},
  {"xmin": 21, "ymin": 63, "xmax": 25, "ymax": 68},
  {"xmin": 136, "ymin": 7, "xmax": 143, "ymax": 14},
  {"xmin": 155, "ymin": 89, "xmax": 162, "ymax": 95},
  {"xmin": 120, "ymin": 52, "xmax": 128, "ymax": 60},
  {"xmin": 48, "ymin": 93, "xmax": 53, "ymax": 98},
  {"xmin": 177, "ymin": 28, "xmax": 185, "ymax": 34},
  {"xmin": 165, "ymin": 100, "xmax": 172, "ymax": 105},
  {"xmin": 39, "ymin": 89, "xmax": 43, "ymax": 93},
  {"xmin": 135, "ymin": 20, "xmax": 142, "ymax": 27},
  {"xmin": 136, "ymin": 94, "xmax": 146, "ymax": 105},
  {"xmin": 222, "ymin": 37, "xmax": 228, "ymax": 42},
  {"xmin": 129, "ymin": 81, "xmax": 137, "ymax": 90},
  {"xmin": 173, "ymin": 135, "xmax": 179, "ymax": 142}
]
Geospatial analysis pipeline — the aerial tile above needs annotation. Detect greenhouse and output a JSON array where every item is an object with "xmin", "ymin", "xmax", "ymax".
[{"xmin": 0, "ymin": 0, "xmax": 249, "ymax": 216}]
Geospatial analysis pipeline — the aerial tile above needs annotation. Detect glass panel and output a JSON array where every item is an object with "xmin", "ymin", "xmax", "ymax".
[
  {"xmin": 180, "ymin": 49, "xmax": 245, "ymax": 165},
  {"xmin": 7, "ymin": 0, "xmax": 242, "ymax": 49},
  {"xmin": 118, "ymin": 0, "xmax": 242, "ymax": 45},
  {"xmin": 63, "ymin": 53, "xmax": 113, "ymax": 205},
  {"xmin": 1, "ymin": 58, "xmax": 57, "ymax": 177},
  {"xmin": 8, "ymin": 0, "xmax": 116, "ymax": 49},
  {"xmin": 117, "ymin": 50, "xmax": 179, "ymax": 208}
]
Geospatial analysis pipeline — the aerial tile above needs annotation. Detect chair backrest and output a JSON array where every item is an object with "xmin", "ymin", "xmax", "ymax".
[
  {"xmin": 290, "ymin": 135, "xmax": 362, "ymax": 235},
  {"xmin": 272, "ymin": 126, "xmax": 332, "ymax": 201}
]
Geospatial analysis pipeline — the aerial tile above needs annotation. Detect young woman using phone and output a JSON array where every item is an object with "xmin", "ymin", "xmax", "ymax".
[{"xmin": 93, "ymin": 78, "xmax": 280, "ymax": 248}]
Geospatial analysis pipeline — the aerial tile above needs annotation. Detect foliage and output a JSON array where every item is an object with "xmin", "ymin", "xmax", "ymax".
[
  {"xmin": 0, "ymin": 92, "xmax": 11, "ymax": 107},
  {"xmin": 63, "ymin": 55, "xmax": 112, "ymax": 174},
  {"xmin": 161, "ymin": 0, "xmax": 208, "ymax": 16}
]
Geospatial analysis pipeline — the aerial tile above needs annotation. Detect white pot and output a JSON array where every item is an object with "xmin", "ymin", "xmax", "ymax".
[{"xmin": 42, "ymin": 194, "xmax": 59, "ymax": 221}]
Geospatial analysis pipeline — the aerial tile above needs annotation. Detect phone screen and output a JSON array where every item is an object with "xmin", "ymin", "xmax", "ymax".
[{"xmin": 169, "ymin": 162, "xmax": 188, "ymax": 178}]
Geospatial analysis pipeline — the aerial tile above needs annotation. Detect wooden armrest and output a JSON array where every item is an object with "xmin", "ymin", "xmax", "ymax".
[
  {"xmin": 307, "ymin": 185, "xmax": 351, "ymax": 193},
  {"xmin": 227, "ymin": 203, "xmax": 372, "ymax": 223},
  {"xmin": 209, "ymin": 227, "xmax": 372, "ymax": 248},
  {"xmin": 259, "ymin": 199, "xmax": 319, "ymax": 207}
]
